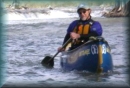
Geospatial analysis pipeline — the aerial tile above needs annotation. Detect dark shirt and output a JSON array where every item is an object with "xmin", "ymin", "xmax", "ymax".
[{"xmin": 63, "ymin": 18, "xmax": 103, "ymax": 48}]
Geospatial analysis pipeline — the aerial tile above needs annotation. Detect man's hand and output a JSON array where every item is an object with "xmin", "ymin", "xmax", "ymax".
[
  {"xmin": 58, "ymin": 47, "xmax": 65, "ymax": 52},
  {"xmin": 70, "ymin": 32, "xmax": 80, "ymax": 39}
]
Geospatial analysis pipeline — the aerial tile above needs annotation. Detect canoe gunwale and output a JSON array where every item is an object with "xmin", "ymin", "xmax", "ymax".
[{"xmin": 62, "ymin": 36, "xmax": 108, "ymax": 53}]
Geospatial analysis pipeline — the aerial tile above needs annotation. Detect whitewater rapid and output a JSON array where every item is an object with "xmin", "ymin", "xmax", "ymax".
[{"xmin": 3, "ymin": 6, "xmax": 110, "ymax": 25}]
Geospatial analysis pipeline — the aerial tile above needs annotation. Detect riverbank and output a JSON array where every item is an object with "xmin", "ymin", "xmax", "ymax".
[
  {"xmin": 3, "ymin": 0, "xmax": 115, "ymax": 9},
  {"xmin": 2, "ymin": 0, "xmax": 116, "ymax": 20}
]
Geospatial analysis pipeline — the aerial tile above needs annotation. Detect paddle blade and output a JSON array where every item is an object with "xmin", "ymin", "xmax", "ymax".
[{"xmin": 41, "ymin": 56, "xmax": 54, "ymax": 68}]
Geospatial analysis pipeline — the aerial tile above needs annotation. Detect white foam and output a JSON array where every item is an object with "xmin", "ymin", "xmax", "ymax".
[
  {"xmin": 3, "ymin": 8, "xmax": 107, "ymax": 24},
  {"xmin": 3, "ymin": 10, "xmax": 77, "ymax": 20}
]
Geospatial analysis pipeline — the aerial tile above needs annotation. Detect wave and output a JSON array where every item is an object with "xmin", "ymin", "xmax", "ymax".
[{"xmin": 3, "ymin": 6, "xmax": 111, "ymax": 24}]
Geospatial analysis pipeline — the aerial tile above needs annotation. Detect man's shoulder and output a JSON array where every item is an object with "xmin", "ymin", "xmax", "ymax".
[
  {"xmin": 67, "ymin": 20, "xmax": 79, "ymax": 32},
  {"xmin": 90, "ymin": 19, "xmax": 99, "ymax": 24},
  {"xmin": 91, "ymin": 20, "xmax": 102, "ymax": 30},
  {"xmin": 91, "ymin": 20, "xmax": 101, "ymax": 26},
  {"xmin": 92, "ymin": 19, "xmax": 100, "ymax": 23},
  {"xmin": 70, "ymin": 20, "xmax": 79, "ymax": 24}
]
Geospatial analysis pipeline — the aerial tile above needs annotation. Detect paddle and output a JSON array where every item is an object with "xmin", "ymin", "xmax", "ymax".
[{"xmin": 41, "ymin": 38, "xmax": 71, "ymax": 68}]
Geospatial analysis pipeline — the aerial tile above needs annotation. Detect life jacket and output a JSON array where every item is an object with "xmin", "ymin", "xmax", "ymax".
[{"xmin": 72, "ymin": 19, "xmax": 94, "ymax": 45}]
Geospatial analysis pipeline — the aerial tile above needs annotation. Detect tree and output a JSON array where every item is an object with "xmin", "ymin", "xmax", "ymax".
[
  {"xmin": 12, "ymin": 0, "xmax": 20, "ymax": 9},
  {"xmin": 103, "ymin": 0, "xmax": 130, "ymax": 17}
]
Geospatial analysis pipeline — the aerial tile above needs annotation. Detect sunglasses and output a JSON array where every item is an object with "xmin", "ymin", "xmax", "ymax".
[
  {"xmin": 78, "ymin": 10, "xmax": 86, "ymax": 15},
  {"xmin": 78, "ymin": 9, "xmax": 89, "ymax": 15}
]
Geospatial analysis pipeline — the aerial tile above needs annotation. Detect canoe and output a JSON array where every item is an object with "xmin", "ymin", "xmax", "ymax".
[{"xmin": 60, "ymin": 36, "xmax": 113, "ymax": 73}]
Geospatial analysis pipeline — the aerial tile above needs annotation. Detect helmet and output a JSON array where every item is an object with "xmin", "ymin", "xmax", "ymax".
[{"xmin": 77, "ymin": 4, "xmax": 89, "ymax": 12}]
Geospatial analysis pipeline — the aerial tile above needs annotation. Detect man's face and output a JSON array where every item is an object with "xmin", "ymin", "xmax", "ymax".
[{"xmin": 78, "ymin": 8, "xmax": 91, "ymax": 21}]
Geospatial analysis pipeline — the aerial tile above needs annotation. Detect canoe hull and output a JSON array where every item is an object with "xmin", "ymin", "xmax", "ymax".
[{"xmin": 60, "ymin": 37, "xmax": 113, "ymax": 73}]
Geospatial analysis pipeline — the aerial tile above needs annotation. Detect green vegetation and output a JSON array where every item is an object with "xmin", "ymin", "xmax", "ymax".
[{"xmin": 3, "ymin": 0, "xmax": 116, "ymax": 9}]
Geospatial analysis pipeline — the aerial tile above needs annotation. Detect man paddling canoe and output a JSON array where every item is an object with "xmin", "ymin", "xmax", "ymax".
[
  {"xmin": 41, "ymin": 4, "xmax": 103, "ymax": 68},
  {"xmin": 58, "ymin": 4, "xmax": 103, "ymax": 51}
]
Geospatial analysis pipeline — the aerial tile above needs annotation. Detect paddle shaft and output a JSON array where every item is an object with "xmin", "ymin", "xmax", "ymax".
[{"xmin": 48, "ymin": 38, "xmax": 71, "ymax": 61}]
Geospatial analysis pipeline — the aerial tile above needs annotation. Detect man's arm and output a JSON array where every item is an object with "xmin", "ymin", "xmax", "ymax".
[
  {"xmin": 63, "ymin": 33, "xmax": 70, "ymax": 45},
  {"xmin": 62, "ymin": 20, "xmax": 78, "ymax": 45}
]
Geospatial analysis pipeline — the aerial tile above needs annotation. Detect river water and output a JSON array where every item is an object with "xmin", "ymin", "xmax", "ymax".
[{"xmin": 1, "ymin": 16, "xmax": 129, "ymax": 87}]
